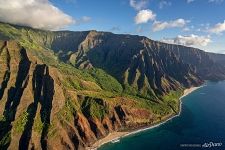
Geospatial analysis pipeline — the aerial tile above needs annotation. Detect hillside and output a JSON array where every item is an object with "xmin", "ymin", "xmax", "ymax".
[
  {"xmin": 208, "ymin": 52, "xmax": 225, "ymax": 67},
  {"xmin": 0, "ymin": 22, "xmax": 225, "ymax": 149}
]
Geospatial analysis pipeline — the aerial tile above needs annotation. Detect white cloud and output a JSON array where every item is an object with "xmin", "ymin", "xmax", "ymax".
[
  {"xmin": 152, "ymin": 19, "xmax": 189, "ymax": 32},
  {"xmin": 130, "ymin": 0, "xmax": 148, "ymax": 10},
  {"xmin": 159, "ymin": 0, "xmax": 171, "ymax": 9},
  {"xmin": 208, "ymin": 20, "xmax": 225, "ymax": 34},
  {"xmin": 135, "ymin": 9, "xmax": 156, "ymax": 24},
  {"xmin": 0, "ymin": 0, "xmax": 75, "ymax": 30},
  {"xmin": 161, "ymin": 34, "xmax": 211, "ymax": 47}
]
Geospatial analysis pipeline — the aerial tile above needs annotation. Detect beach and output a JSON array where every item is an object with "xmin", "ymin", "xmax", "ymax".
[
  {"xmin": 90, "ymin": 132, "xmax": 129, "ymax": 149},
  {"xmin": 89, "ymin": 86, "xmax": 202, "ymax": 150},
  {"xmin": 181, "ymin": 87, "xmax": 202, "ymax": 99}
]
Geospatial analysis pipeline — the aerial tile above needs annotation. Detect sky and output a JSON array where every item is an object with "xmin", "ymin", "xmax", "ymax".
[{"xmin": 0, "ymin": 0, "xmax": 225, "ymax": 53}]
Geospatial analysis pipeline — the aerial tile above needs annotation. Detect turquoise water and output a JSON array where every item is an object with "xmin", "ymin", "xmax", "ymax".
[{"xmin": 99, "ymin": 81, "xmax": 225, "ymax": 150}]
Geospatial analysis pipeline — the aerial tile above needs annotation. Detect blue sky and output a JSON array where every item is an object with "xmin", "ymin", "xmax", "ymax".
[
  {"xmin": 51, "ymin": 0, "xmax": 225, "ymax": 53},
  {"xmin": 0, "ymin": 0, "xmax": 225, "ymax": 53}
]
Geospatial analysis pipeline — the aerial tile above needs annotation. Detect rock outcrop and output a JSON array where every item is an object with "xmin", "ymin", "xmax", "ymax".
[{"xmin": 0, "ymin": 22, "xmax": 225, "ymax": 149}]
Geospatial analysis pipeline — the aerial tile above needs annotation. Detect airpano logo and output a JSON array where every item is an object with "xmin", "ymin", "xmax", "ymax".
[
  {"xmin": 180, "ymin": 141, "xmax": 223, "ymax": 148},
  {"xmin": 202, "ymin": 142, "xmax": 222, "ymax": 148}
]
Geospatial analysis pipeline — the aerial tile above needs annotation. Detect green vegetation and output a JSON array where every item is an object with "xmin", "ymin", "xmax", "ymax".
[
  {"xmin": 33, "ymin": 115, "xmax": 44, "ymax": 134},
  {"xmin": 123, "ymin": 83, "xmax": 139, "ymax": 96},
  {"xmin": 0, "ymin": 115, "xmax": 6, "ymax": 122},
  {"xmin": 47, "ymin": 123, "xmax": 57, "ymax": 138},
  {"xmin": 0, "ymin": 23, "xmax": 20, "ymax": 40},
  {"xmin": 29, "ymin": 48, "xmax": 58, "ymax": 66},
  {"xmin": 58, "ymin": 63, "xmax": 95, "ymax": 82},
  {"xmin": 58, "ymin": 63, "xmax": 123, "ymax": 96},
  {"xmin": 13, "ymin": 111, "xmax": 29, "ymax": 133},
  {"xmin": 163, "ymin": 90, "xmax": 183, "ymax": 102},
  {"xmin": 0, "ymin": 131, "xmax": 11, "ymax": 148},
  {"xmin": 62, "ymin": 76, "xmax": 81, "ymax": 90},
  {"xmin": 162, "ymin": 90, "xmax": 183, "ymax": 112},
  {"xmin": 123, "ymin": 83, "xmax": 158, "ymax": 101},
  {"xmin": 80, "ymin": 97, "xmax": 109, "ymax": 119},
  {"xmin": 88, "ymin": 68, "xmax": 123, "ymax": 93},
  {"xmin": 0, "ymin": 22, "xmax": 190, "ymax": 144},
  {"xmin": 57, "ymin": 90, "xmax": 80, "ymax": 122},
  {"xmin": 63, "ymin": 98, "xmax": 79, "ymax": 121},
  {"xmin": 136, "ymin": 98, "xmax": 172, "ymax": 116},
  {"xmin": 123, "ymin": 89, "xmax": 183, "ymax": 116}
]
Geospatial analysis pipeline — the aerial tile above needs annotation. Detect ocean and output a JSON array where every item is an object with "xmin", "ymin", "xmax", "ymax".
[{"xmin": 99, "ymin": 81, "xmax": 225, "ymax": 150}]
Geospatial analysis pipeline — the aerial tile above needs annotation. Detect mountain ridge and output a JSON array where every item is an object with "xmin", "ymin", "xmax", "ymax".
[{"xmin": 0, "ymin": 22, "xmax": 225, "ymax": 149}]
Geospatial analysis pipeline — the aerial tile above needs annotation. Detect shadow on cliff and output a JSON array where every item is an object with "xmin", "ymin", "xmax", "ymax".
[
  {"xmin": 0, "ymin": 47, "xmax": 31, "ymax": 149},
  {"xmin": 0, "ymin": 42, "xmax": 10, "ymax": 100},
  {"xmin": 19, "ymin": 65, "xmax": 45, "ymax": 149},
  {"xmin": 0, "ymin": 70, "xmax": 10, "ymax": 100},
  {"xmin": 40, "ymin": 66, "xmax": 54, "ymax": 150},
  {"xmin": 19, "ymin": 65, "xmax": 54, "ymax": 150}
]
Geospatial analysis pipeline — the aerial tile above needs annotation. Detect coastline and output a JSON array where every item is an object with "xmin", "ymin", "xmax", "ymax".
[{"xmin": 89, "ymin": 86, "xmax": 203, "ymax": 150}]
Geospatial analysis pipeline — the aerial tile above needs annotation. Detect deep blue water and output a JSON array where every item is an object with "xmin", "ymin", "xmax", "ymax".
[{"xmin": 99, "ymin": 81, "xmax": 225, "ymax": 150}]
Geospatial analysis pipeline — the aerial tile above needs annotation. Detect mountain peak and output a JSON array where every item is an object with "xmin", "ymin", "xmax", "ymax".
[{"xmin": 1, "ymin": 22, "xmax": 225, "ymax": 149}]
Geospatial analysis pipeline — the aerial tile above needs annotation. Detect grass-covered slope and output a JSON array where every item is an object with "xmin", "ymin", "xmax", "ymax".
[
  {"xmin": 0, "ymin": 22, "xmax": 204, "ymax": 99},
  {"xmin": 0, "ymin": 40, "xmax": 183, "ymax": 149},
  {"xmin": 0, "ymin": 22, "xmax": 223, "ymax": 149}
]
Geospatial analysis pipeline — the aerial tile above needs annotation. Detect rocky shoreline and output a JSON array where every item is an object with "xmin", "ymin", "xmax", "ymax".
[{"xmin": 89, "ymin": 86, "xmax": 203, "ymax": 150}]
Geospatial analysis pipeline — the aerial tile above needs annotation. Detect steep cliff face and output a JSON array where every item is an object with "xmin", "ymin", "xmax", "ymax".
[
  {"xmin": 163, "ymin": 44, "xmax": 225, "ymax": 80},
  {"xmin": 1, "ymin": 22, "xmax": 223, "ymax": 84},
  {"xmin": 0, "ymin": 41, "xmax": 63, "ymax": 149},
  {"xmin": 0, "ymin": 22, "xmax": 225, "ymax": 149},
  {"xmin": 208, "ymin": 52, "xmax": 225, "ymax": 67},
  {"xmin": 68, "ymin": 32, "xmax": 203, "ymax": 98},
  {"xmin": 0, "ymin": 22, "xmax": 206, "ymax": 99},
  {"xmin": 0, "ymin": 41, "xmax": 179, "ymax": 150}
]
